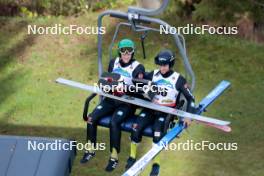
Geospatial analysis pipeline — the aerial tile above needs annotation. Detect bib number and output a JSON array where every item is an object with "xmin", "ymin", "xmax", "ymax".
[{"xmin": 157, "ymin": 88, "xmax": 168, "ymax": 97}]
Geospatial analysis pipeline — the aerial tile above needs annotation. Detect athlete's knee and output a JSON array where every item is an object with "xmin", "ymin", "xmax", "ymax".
[
  {"xmin": 116, "ymin": 110, "xmax": 125, "ymax": 118},
  {"xmin": 111, "ymin": 110, "xmax": 125, "ymax": 126}
]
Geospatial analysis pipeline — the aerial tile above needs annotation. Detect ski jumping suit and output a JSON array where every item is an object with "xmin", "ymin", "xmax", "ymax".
[
  {"xmin": 87, "ymin": 57, "xmax": 145, "ymax": 153},
  {"xmin": 131, "ymin": 69, "xmax": 195, "ymax": 144}
]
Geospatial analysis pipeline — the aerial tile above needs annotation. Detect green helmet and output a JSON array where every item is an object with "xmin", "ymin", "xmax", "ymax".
[{"xmin": 118, "ymin": 39, "xmax": 135, "ymax": 50}]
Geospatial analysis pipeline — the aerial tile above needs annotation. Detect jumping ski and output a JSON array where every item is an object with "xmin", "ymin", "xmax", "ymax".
[{"xmin": 56, "ymin": 78, "xmax": 231, "ymax": 127}]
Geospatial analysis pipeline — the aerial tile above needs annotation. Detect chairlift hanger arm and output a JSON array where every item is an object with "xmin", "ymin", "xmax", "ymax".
[
  {"xmin": 97, "ymin": 8, "xmax": 196, "ymax": 91},
  {"xmin": 109, "ymin": 11, "xmax": 151, "ymax": 24},
  {"xmin": 141, "ymin": 31, "xmax": 148, "ymax": 59}
]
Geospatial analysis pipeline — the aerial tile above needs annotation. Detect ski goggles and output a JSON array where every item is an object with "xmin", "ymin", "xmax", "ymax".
[{"xmin": 119, "ymin": 47, "xmax": 134, "ymax": 55}]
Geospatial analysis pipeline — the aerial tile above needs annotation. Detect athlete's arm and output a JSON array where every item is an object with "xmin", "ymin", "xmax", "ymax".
[
  {"xmin": 176, "ymin": 75, "xmax": 195, "ymax": 104},
  {"xmin": 141, "ymin": 71, "xmax": 157, "ymax": 100},
  {"xmin": 132, "ymin": 64, "xmax": 145, "ymax": 79},
  {"xmin": 130, "ymin": 70, "xmax": 156, "ymax": 99},
  {"xmin": 176, "ymin": 75, "xmax": 196, "ymax": 126},
  {"xmin": 144, "ymin": 71, "xmax": 154, "ymax": 80}
]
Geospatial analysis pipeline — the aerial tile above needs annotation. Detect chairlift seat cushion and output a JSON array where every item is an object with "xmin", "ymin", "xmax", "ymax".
[{"xmin": 98, "ymin": 116, "xmax": 153, "ymax": 137}]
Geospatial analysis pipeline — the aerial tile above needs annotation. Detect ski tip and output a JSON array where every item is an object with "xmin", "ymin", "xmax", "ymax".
[
  {"xmin": 217, "ymin": 125, "xmax": 232, "ymax": 133},
  {"xmin": 196, "ymin": 120, "xmax": 231, "ymax": 132},
  {"xmin": 220, "ymin": 80, "xmax": 231, "ymax": 88},
  {"xmin": 56, "ymin": 77, "xmax": 69, "ymax": 84},
  {"xmin": 55, "ymin": 77, "xmax": 64, "ymax": 83},
  {"xmin": 223, "ymin": 126, "xmax": 232, "ymax": 132}
]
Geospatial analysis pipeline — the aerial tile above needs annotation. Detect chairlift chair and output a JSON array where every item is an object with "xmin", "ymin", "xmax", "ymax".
[{"xmin": 82, "ymin": 0, "xmax": 196, "ymax": 137}]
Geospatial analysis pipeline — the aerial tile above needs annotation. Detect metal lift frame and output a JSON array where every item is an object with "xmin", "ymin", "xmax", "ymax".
[{"xmin": 96, "ymin": 0, "xmax": 196, "ymax": 91}]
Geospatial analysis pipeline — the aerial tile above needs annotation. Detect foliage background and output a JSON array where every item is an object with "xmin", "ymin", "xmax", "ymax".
[{"xmin": 0, "ymin": 0, "xmax": 263, "ymax": 176}]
